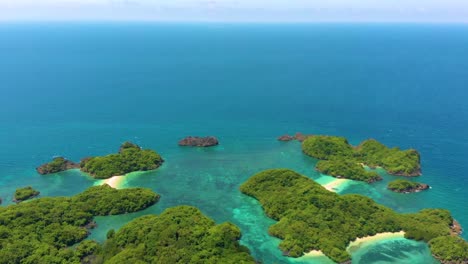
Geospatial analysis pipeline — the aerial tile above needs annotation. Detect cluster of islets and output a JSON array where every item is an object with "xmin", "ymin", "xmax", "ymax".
[{"xmin": 0, "ymin": 134, "xmax": 466, "ymax": 264}]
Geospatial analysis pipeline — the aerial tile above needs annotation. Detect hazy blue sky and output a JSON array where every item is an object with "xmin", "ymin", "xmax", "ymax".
[{"xmin": 1, "ymin": 0, "xmax": 468, "ymax": 22}]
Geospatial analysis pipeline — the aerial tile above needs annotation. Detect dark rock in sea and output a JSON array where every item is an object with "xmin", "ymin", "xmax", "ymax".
[
  {"xmin": 366, "ymin": 175, "xmax": 383, "ymax": 183},
  {"xmin": 178, "ymin": 136, "xmax": 219, "ymax": 147},
  {"xmin": 36, "ymin": 157, "xmax": 80, "ymax": 175},
  {"xmin": 277, "ymin": 132, "xmax": 314, "ymax": 142},
  {"xmin": 278, "ymin": 135, "xmax": 295, "ymax": 141},
  {"xmin": 85, "ymin": 221, "xmax": 98, "ymax": 230},
  {"xmin": 435, "ymin": 258, "xmax": 468, "ymax": 264},
  {"xmin": 294, "ymin": 132, "xmax": 314, "ymax": 142}
]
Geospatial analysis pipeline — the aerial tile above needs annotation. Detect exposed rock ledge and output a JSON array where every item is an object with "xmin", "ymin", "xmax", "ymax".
[
  {"xmin": 178, "ymin": 136, "xmax": 219, "ymax": 147},
  {"xmin": 451, "ymin": 219, "xmax": 463, "ymax": 236},
  {"xmin": 278, "ymin": 132, "xmax": 314, "ymax": 142}
]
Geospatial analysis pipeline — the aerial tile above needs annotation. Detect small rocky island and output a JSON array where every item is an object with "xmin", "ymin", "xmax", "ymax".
[
  {"xmin": 36, "ymin": 157, "xmax": 79, "ymax": 175},
  {"xmin": 37, "ymin": 142, "xmax": 164, "ymax": 179},
  {"xmin": 13, "ymin": 186, "xmax": 40, "ymax": 203},
  {"xmin": 178, "ymin": 136, "xmax": 219, "ymax": 147},
  {"xmin": 387, "ymin": 179, "xmax": 429, "ymax": 193},
  {"xmin": 300, "ymin": 135, "xmax": 421, "ymax": 183},
  {"xmin": 80, "ymin": 142, "xmax": 164, "ymax": 179}
]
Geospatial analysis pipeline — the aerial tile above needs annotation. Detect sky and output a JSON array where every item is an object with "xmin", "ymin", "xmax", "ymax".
[{"xmin": 1, "ymin": 0, "xmax": 468, "ymax": 22}]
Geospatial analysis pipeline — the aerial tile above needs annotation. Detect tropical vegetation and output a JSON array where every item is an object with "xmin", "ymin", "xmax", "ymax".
[
  {"xmin": 387, "ymin": 179, "xmax": 428, "ymax": 193},
  {"xmin": 302, "ymin": 136, "xmax": 421, "ymax": 182},
  {"xmin": 429, "ymin": 236, "xmax": 468, "ymax": 262},
  {"xmin": 240, "ymin": 169, "xmax": 467, "ymax": 263},
  {"xmin": 80, "ymin": 142, "xmax": 164, "ymax": 179},
  {"xmin": 13, "ymin": 186, "xmax": 40, "ymax": 202},
  {"xmin": 36, "ymin": 157, "xmax": 79, "ymax": 175},
  {"xmin": 316, "ymin": 159, "xmax": 382, "ymax": 182},
  {"xmin": 0, "ymin": 184, "xmax": 159, "ymax": 263},
  {"xmin": 97, "ymin": 206, "xmax": 256, "ymax": 263}
]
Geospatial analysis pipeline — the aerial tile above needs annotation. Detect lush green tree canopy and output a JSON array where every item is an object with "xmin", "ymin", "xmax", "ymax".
[
  {"xmin": 99, "ymin": 206, "xmax": 256, "ymax": 264},
  {"xmin": 240, "ymin": 169, "xmax": 467, "ymax": 263},
  {"xmin": 387, "ymin": 179, "xmax": 428, "ymax": 193},
  {"xmin": 81, "ymin": 142, "xmax": 164, "ymax": 179},
  {"xmin": 302, "ymin": 136, "xmax": 421, "ymax": 182},
  {"xmin": 316, "ymin": 159, "xmax": 382, "ymax": 183},
  {"xmin": 13, "ymin": 186, "xmax": 40, "ymax": 202},
  {"xmin": 36, "ymin": 157, "xmax": 79, "ymax": 175},
  {"xmin": 429, "ymin": 236, "xmax": 468, "ymax": 262},
  {"xmin": 0, "ymin": 185, "xmax": 159, "ymax": 263}
]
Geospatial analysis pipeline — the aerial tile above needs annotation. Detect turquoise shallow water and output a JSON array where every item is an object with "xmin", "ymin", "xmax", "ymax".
[{"xmin": 1, "ymin": 23, "xmax": 468, "ymax": 263}]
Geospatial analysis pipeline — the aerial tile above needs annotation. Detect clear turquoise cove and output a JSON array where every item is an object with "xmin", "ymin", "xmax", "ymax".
[{"xmin": 1, "ymin": 23, "xmax": 467, "ymax": 264}]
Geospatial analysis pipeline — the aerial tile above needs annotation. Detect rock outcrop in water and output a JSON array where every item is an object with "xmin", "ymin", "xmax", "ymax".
[
  {"xmin": 277, "ymin": 132, "xmax": 313, "ymax": 142},
  {"xmin": 277, "ymin": 135, "xmax": 295, "ymax": 141},
  {"xmin": 451, "ymin": 220, "xmax": 463, "ymax": 236},
  {"xmin": 178, "ymin": 136, "xmax": 219, "ymax": 147},
  {"xmin": 36, "ymin": 157, "xmax": 80, "ymax": 175}
]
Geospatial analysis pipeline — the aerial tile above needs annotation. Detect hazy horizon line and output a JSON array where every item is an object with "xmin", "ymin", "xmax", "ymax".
[{"xmin": 1, "ymin": 19, "xmax": 468, "ymax": 25}]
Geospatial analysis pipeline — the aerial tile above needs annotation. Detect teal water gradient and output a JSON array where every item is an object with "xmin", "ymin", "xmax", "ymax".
[{"xmin": 1, "ymin": 23, "xmax": 468, "ymax": 263}]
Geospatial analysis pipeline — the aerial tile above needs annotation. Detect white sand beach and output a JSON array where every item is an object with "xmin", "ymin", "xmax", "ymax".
[
  {"xmin": 96, "ymin": 175, "xmax": 126, "ymax": 189},
  {"xmin": 322, "ymin": 178, "xmax": 348, "ymax": 192},
  {"xmin": 346, "ymin": 231, "xmax": 405, "ymax": 253},
  {"xmin": 302, "ymin": 250, "xmax": 325, "ymax": 257}
]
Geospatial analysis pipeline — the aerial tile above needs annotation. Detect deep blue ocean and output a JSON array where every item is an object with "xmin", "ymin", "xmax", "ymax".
[{"xmin": 0, "ymin": 23, "xmax": 467, "ymax": 263}]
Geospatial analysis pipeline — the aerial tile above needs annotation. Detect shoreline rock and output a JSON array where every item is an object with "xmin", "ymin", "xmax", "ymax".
[
  {"xmin": 451, "ymin": 219, "xmax": 463, "ymax": 236},
  {"xmin": 277, "ymin": 132, "xmax": 314, "ymax": 142},
  {"xmin": 433, "ymin": 256, "xmax": 468, "ymax": 264},
  {"xmin": 277, "ymin": 135, "xmax": 294, "ymax": 141},
  {"xmin": 178, "ymin": 136, "xmax": 219, "ymax": 147},
  {"xmin": 36, "ymin": 157, "xmax": 80, "ymax": 175}
]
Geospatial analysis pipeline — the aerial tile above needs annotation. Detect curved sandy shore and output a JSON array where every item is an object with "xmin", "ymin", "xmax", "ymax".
[
  {"xmin": 322, "ymin": 178, "xmax": 348, "ymax": 192},
  {"xmin": 95, "ymin": 175, "xmax": 126, "ymax": 189},
  {"xmin": 297, "ymin": 231, "xmax": 405, "ymax": 261},
  {"xmin": 302, "ymin": 250, "xmax": 325, "ymax": 257},
  {"xmin": 346, "ymin": 231, "xmax": 405, "ymax": 253}
]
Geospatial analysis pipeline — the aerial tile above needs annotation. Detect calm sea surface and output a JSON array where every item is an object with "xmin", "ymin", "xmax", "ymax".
[{"xmin": 1, "ymin": 23, "xmax": 467, "ymax": 263}]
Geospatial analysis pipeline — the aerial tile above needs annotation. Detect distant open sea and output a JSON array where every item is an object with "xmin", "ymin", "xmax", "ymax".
[{"xmin": 1, "ymin": 23, "xmax": 467, "ymax": 264}]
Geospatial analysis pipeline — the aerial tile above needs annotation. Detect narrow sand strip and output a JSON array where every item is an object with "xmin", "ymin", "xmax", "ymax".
[
  {"xmin": 302, "ymin": 250, "xmax": 325, "ymax": 257},
  {"xmin": 297, "ymin": 231, "xmax": 405, "ymax": 261},
  {"xmin": 96, "ymin": 175, "xmax": 125, "ymax": 189},
  {"xmin": 322, "ymin": 178, "xmax": 348, "ymax": 192},
  {"xmin": 346, "ymin": 231, "xmax": 405, "ymax": 253}
]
